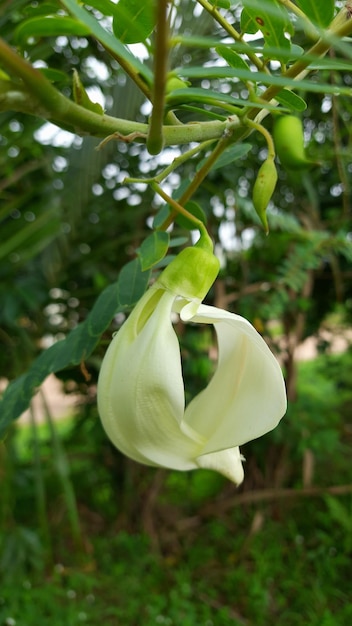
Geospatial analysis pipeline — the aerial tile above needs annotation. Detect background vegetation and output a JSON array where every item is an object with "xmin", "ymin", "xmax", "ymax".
[{"xmin": 1, "ymin": 1, "xmax": 352, "ymax": 624}]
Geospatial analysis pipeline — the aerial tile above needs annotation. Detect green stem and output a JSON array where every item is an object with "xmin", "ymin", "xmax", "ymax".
[
  {"xmin": 125, "ymin": 139, "xmax": 216, "ymax": 184},
  {"xmin": 151, "ymin": 182, "xmax": 206, "ymax": 234},
  {"xmin": 160, "ymin": 131, "xmax": 234, "ymax": 230},
  {"xmin": 0, "ymin": 39, "xmax": 63, "ymax": 114},
  {"xmin": 245, "ymin": 119, "xmax": 275, "ymax": 158},
  {"xmin": 0, "ymin": 38, "xmax": 231, "ymax": 144},
  {"xmin": 181, "ymin": 133, "xmax": 233, "ymax": 202},
  {"xmin": 147, "ymin": 0, "xmax": 169, "ymax": 154}
]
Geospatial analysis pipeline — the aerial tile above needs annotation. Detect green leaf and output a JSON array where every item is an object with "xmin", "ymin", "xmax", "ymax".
[
  {"xmin": 169, "ymin": 236, "xmax": 189, "ymax": 248},
  {"xmin": 295, "ymin": 0, "xmax": 334, "ymax": 28},
  {"xmin": 240, "ymin": 7, "xmax": 260, "ymax": 35},
  {"xmin": 86, "ymin": 0, "xmax": 156, "ymax": 44},
  {"xmin": 175, "ymin": 105, "xmax": 227, "ymax": 121},
  {"xmin": 117, "ymin": 258, "xmax": 151, "ymax": 306},
  {"xmin": 178, "ymin": 69, "xmax": 352, "ymax": 97},
  {"xmin": 15, "ymin": 16, "xmax": 91, "ymax": 43},
  {"xmin": 0, "ymin": 210, "xmax": 60, "ymax": 262},
  {"xmin": 0, "ymin": 260, "xmax": 150, "ymax": 435},
  {"xmin": 172, "ymin": 35, "xmax": 231, "ymax": 49},
  {"xmin": 166, "ymin": 87, "xmax": 242, "ymax": 112},
  {"xmin": 39, "ymin": 68, "xmax": 70, "ymax": 83},
  {"xmin": 79, "ymin": 0, "xmax": 117, "ymax": 14},
  {"xmin": 23, "ymin": 2, "xmax": 63, "ymax": 18},
  {"xmin": 138, "ymin": 231, "xmax": 170, "ymax": 270},
  {"xmin": 112, "ymin": 0, "xmax": 155, "ymax": 44},
  {"xmin": 209, "ymin": 143, "xmax": 252, "ymax": 170},
  {"xmin": 196, "ymin": 144, "xmax": 252, "ymax": 172},
  {"xmin": 87, "ymin": 283, "xmax": 121, "ymax": 336},
  {"xmin": 166, "ymin": 87, "xmax": 283, "ymax": 113},
  {"xmin": 175, "ymin": 36, "xmax": 304, "ymax": 62},
  {"xmin": 174, "ymin": 33, "xmax": 352, "ymax": 72},
  {"xmin": 152, "ymin": 254, "xmax": 176, "ymax": 270},
  {"xmin": 241, "ymin": 0, "xmax": 292, "ymax": 58},
  {"xmin": 61, "ymin": 0, "xmax": 153, "ymax": 85},
  {"xmin": 72, "ymin": 69, "xmax": 104, "ymax": 115},
  {"xmin": 215, "ymin": 46, "xmax": 251, "ymax": 72},
  {"xmin": 208, "ymin": 0, "xmax": 231, "ymax": 8},
  {"xmin": 175, "ymin": 201, "xmax": 207, "ymax": 231},
  {"xmin": 152, "ymin": 204, "xmax": 170, "ymax": 229},
  {"xmin": 275, "ymin": 89, "xmax": 307, "ymax": 112}
]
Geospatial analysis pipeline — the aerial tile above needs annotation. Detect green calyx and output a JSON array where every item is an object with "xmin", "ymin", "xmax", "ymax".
[{"xmin": 157, "ymin": 236, "xmax": 220, "ymax": 301}]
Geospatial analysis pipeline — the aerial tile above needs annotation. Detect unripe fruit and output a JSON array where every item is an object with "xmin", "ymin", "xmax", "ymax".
[
  {"xmin": 166, "ymin": 76, "xmax": 189, "ymax": 93},
  {"xmin": 252, "ymin": 157, "xmax": 278, "ymax": 234},
  {"xmin": 273, "ymin": 115, "xmax": 313, "ymax": 170}
]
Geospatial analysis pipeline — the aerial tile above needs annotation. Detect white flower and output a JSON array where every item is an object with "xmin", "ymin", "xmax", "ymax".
[{"xmin": 97, "ymin": 245, "xmax": 287, "ymax": 485}]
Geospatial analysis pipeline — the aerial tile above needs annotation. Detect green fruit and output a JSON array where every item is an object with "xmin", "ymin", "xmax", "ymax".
[
  {"xmin": 252, "ymin": 157, "xmax": 278, "ymax": 234},
  {"xmin": 166, "ymin": 76, "xmax": 189, "ymax": 93},
  {"xmin": 273, "ymin": 115, "xmax": 313, "ymax": 171}
]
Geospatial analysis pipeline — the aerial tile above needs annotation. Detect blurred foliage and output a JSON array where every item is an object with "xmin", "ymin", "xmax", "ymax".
[{"xmin": 1, "ymin": 351, "xmax": 352, "ymax": 624}]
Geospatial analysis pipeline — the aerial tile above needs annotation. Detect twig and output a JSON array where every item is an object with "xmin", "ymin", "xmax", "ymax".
[{"xmin": 199, "ymin": 484, "xmax": 352, "ymax": 518}]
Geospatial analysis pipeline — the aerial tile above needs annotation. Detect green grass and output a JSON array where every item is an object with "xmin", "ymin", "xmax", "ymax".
[
  {"xmin": 15, "ymin": 415, "xmax": 74, "ymax": 459},
  {"xmin": 1, "ymin": 503, "xmax": 352, "ymax": 626},
  {"xmin": 1, "ymin": 349, "xmax": 352, "ymax": 625}
]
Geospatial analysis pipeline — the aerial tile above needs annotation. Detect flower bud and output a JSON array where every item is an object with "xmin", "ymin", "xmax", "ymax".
[{"xmin": 252, "ymin": 156, "xmax": 278, "ymax": 234}]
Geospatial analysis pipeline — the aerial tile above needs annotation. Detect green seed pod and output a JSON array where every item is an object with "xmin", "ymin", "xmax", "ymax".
[
  {"xmin": 273, "ymin": 115, "xmax": 313, "ymax": 171},
  {"xmin": 252, "ymin": 157, "xmax": 278, "ymax": 234}
]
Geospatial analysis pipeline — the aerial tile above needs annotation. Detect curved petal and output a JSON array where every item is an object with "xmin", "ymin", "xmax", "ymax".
[
  {"xmin": 196, "ymin": 446, "xmax": 245, "ymax": 485},
  {"xmin": 98, "ymin": 291, "xmax": 204, "ymax": 470},
  {"xmin": 183, "ymin": 304, "xmax": 287, "ymax": 454}
]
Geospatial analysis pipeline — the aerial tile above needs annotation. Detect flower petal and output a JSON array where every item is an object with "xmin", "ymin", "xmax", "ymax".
[
  {"xmin": 183, "ymin": 304, "xmax": 287, "ymax": 454},
  {"xmin": 98, "ymin": 291, "xmax": 204, "ymax": 470},
  {"xmin": 196, "ymin": 446, "xmax": 245, "ymax": 485}
]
